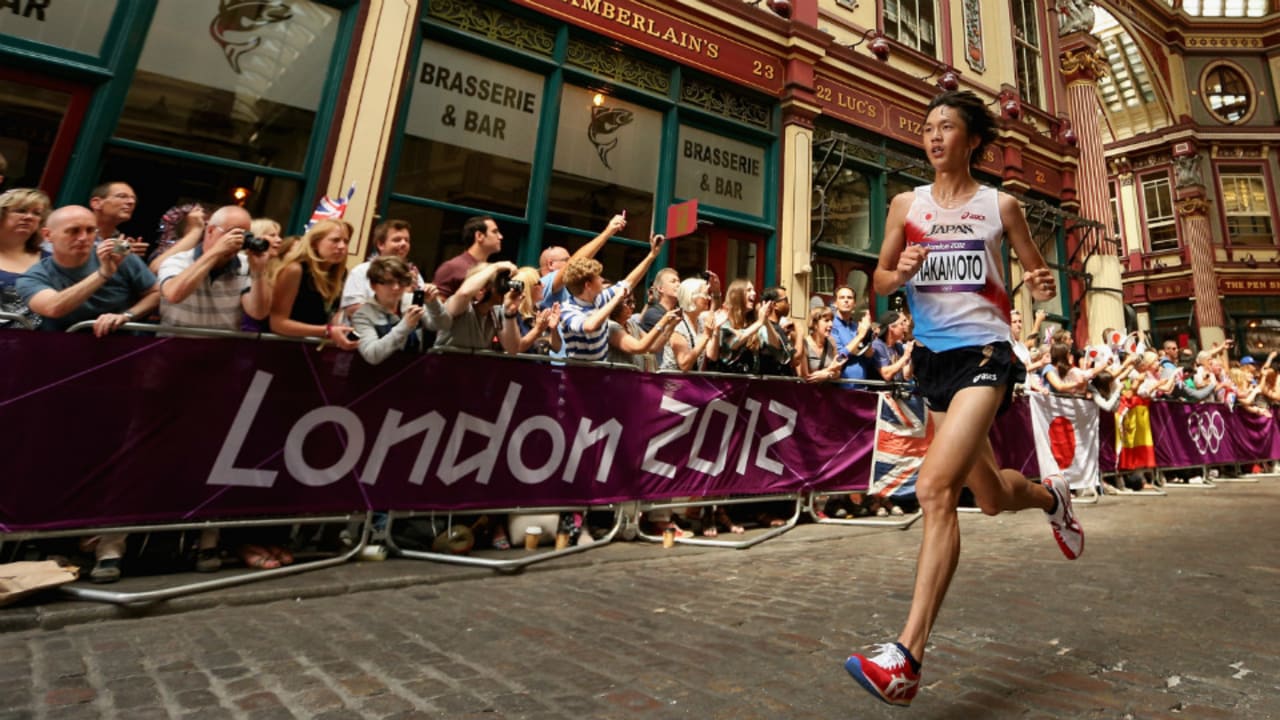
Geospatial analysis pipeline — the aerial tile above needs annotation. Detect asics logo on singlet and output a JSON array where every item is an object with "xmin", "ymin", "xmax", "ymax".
[
  {"xmin": 972, "ymin": 372, "xmax": 998, "ymax": 383},
  {"xmin": 925, "ymin": 223, "xmax": 975, "ymax": 236},
  {"xmin": 960, "ymin": 211, "xmax": 986, "ymax": 221},
  {"xmin": 884, "ymin": 676, "xmax": 919, "ymax": 699}
]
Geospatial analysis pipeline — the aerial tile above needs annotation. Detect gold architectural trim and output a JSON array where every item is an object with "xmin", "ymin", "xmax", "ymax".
[
  {"xmin": 1198, "ymin": 60, "xmax": 1259, "ymax": 126},
  {"xmin": 1060, "ymin": 47, "xmax": 1109, "ymax": 82},
  {"xmin": 1186, "ymin": 36, "xmax": 1263, "ymax": 49},
  {"xmin": 1176, "ymin": 197, "xmax": 1210, "ymax": 217}
]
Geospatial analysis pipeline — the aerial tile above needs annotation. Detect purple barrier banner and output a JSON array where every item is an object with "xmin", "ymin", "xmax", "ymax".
[
  {"xmin": 1149, "ymin": 401, "xmax": 1280, "ymax": 468},
  {"xmin": 990, "ymin": 398, "xmax": 1039, "ymax": 478},
  {"xmin": 1098, "ymin": 410, "xmax": 1118, "ymax": 472},
  {"xmin": 3, "ymin": 333, "xmax": 887, "ymax": 531}
]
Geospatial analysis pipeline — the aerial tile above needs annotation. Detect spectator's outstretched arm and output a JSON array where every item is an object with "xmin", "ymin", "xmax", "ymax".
[
  {"xmin": 612, "ymin": 309, "xmax": 679, "ymax": 354},
  {"xmin": 549, "ymin": 214, "xmax": 627, "ymax": 295},
  {"xmin": 161, "ymin": 229, "xmax": 244, "ymax": 305},
  {"xmin": 620, "ymin": 233, "xmax": 665, "ymax": 294},
  {"xmin": 241, "ymin": 251, "xmax": 271, "ymax": 321}
]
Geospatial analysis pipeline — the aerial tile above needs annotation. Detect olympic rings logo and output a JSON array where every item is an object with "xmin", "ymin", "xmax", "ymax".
[{"xmin": 1187, "ymin": 409, "xmax": 1225, "ymax": 454}]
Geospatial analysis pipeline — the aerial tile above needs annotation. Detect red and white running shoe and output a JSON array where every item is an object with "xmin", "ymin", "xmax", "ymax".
[
  {"xmin": 844, "ymin": 642, "xmax": 921, "ymax": 707},
  {"xmin": 1044, "ymin": 473, "xmax": 1084, "ymax": 559}
]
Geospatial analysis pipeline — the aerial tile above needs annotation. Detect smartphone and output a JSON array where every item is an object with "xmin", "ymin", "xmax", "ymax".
[{"xmin": 412, "ymin": 289, "xmax": 425, "ymax": 306}]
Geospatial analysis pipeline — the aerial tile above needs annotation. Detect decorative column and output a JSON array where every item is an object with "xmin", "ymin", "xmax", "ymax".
[
  {"xmin": 1059, "ymin": 23, "xmax": 1123, "ymax": 346},
  {"xmin": 325, "ymin": 0, "xmax": 420, "ymax": 266},
  {"xmin": 1172, "ymin": 149, "xmax": 1227, "ymax": 346},
  {"xmin": 777, "ymin": 21, "xmax": 825, "ymax": 323}
]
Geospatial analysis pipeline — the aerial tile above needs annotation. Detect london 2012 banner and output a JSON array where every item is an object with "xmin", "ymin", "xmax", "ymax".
[{"xmin": 0, "ymin": 332, "xmax": 879, "ymax": 532}]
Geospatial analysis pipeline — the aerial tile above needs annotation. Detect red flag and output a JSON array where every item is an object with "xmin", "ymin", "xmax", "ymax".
[{"xmin": 665, "ymin": 199, "xmax": 699, "ymax": 239}]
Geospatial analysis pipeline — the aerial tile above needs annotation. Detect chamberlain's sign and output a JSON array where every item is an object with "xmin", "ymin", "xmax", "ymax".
[
  {"xmin": 511, "ymin": 0, "xmax": 784, "ymax": 94},
  {"xmin": 0, "ymin": 0, "xmax": 118, "ymax": 55}
]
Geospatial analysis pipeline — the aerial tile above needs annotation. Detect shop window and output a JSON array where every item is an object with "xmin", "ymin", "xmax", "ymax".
[
  {"xmin": 812, "ymin": 262, "xmax": 835, "ymax": 296},
  {"xmin": 100, "ymin": 145, "xmax": 300, "ymax": 243},
  {"xmin": 885, "ymin": 0, "xmax": 937, "ymax": 57},
  {"xmin": 817, "ymin": 167, "xmax": 871, "ymax": 251},
  {"xmin": 675, "ymin": 124, "xmax": 767, "ymax": 218},
  {"xmin": 1140, "ymin": 175, "xmax": 1178, "ymax": 252},
  {"xmin": 667, "ymin": 232, "xmax": 708, "ymax": 279},
  {"xmin": 726, "ymin": 235, "xmax": 759, "ymax": 286},
  {"xmin": 540, "ymin": 227, "xmax": 650, "ymax": 287},
  {"xmin": 547, "ymin": 85, "xmax": 658, "ymax": 237},
  {"xmin": 0, "ymin": 79, "xmax": 72, "ymax": 188},
  {"xmin": 1201, "ymin": 63, "xmax": 1253, "ymax": 124},
  {"xmin": 0, "ymin": 2, "xmax": 117, "ymax": 56},
  {"xmin": 114, "ymin": 0, "xmax": 341, "ymax": 170},
  {"xmin": 1012, "ymin": 0, "xmax": 1042, "ymax": 108},
  {"xmin": 1149, "ymin": 300, "xmax": 1194, "ymax": 351},
  {"xmin": 393, "ymin": 39, "xmax": 540, "ymax": 217},
  {"xmin": 385, "ymin": 200, "xmax": 521, "ymax": 278},
  {"xmin": 1219, "ymin": 168, "xmax": 1272, "ymax": 246}
]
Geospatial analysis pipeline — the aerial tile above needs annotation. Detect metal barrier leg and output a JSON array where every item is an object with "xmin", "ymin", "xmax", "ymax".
[
  {"xmin": 803, "ymin": 492, "xmax": 922, "ymax": 530},
  {"xmin": 384, "ymin": 506, "xmax": 621, "ymax": 572},
  {"xmin": 635, "ymin": 495, "xmax": 802, "ymax": 549},
  {"xmin": 57, "ymin": 514, "xmax": 371, "ymax": 606}
]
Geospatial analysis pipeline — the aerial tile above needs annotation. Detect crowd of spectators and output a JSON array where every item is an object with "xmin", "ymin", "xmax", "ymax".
[{"xmin": 2, "ymin": 169, "xmax": 1273, "ymax": 580}]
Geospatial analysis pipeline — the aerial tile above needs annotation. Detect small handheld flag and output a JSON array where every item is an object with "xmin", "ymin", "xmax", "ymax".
[
  {"xmin": 306, "ymin": 183, "xmax": 356, "ymax": 230},
  {"xmin": 665, "ymin": 199, "xmax": 699, "ymax": 239}
]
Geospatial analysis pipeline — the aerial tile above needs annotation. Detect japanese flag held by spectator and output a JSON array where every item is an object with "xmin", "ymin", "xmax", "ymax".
[{"xmin": 1029, "ymin": 393, "xmax": 1100, "ymax": 492}]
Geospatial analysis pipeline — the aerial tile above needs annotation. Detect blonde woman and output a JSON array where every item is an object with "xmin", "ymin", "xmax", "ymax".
[
  {"xmin": 240, "ymin": 218, "xmax": 285, "ymax": 333},
  {"xmin": 0, "ymin": 188, "xmax": 50, "ymax": 329},
  {"xmin": 268, "ymin": 220, "xmax": 358, "ymax": 350}
]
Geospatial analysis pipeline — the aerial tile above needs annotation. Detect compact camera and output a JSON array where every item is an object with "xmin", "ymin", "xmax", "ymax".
[
  {"xmin": 112, "ymin": 237, "xmax": 131, "ymax": 255},
  {"xmin": 494, "ymin": 270, "xmax": 524, "ymax": 295},
  {"xmin": 242, "ymin": 231, "xmax": 271, "ymax": 254}
]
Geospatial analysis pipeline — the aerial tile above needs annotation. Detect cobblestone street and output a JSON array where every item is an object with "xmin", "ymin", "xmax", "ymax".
[{"xmin": 2, "ymin": 480, "xmax": 1278, "ymax": 719}]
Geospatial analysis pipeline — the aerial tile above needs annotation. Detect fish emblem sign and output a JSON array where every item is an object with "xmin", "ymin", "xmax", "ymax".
[
  {"xmin": 209, "ymin": 0, "xmax": 294, "ymax": 74},
  {"xmin": 587, "ymin": 106, "xmax": 633, "ymax": 170}
]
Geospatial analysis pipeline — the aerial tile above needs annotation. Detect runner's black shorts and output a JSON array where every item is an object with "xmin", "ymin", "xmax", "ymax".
[{"xmin": 912, "ymin": 341, "xmax": 1026, "ymax": 414}]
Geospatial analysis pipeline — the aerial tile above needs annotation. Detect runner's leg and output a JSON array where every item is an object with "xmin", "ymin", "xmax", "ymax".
[
  {"xmin": 963, "ymin": 434, "xmax": 1054, "ymax": 516},
  {"xmin": 896, "ymin": 386, "xmax": 1001, "ymax": 660}
]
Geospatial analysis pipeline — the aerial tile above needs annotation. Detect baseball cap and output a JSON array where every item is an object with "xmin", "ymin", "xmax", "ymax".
[{"xmin": 1240, "ymin": 356, "xmax": 1255, "ymax": 365}]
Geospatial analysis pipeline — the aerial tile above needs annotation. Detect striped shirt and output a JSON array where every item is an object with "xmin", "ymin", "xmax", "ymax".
[
  {"xmin": 560, "ymin": 281, "xmax": 629, "ymax": 362},
  {"xmin": 158, "ymin": 248, "xmax": 251, "ymax": 330}
]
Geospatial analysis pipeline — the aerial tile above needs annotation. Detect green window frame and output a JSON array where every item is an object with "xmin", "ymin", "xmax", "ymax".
[
  {"xmin": 48, "ymin": 0, "xmax": 358, "ymax": 233},
  {"xmin": 384, "ymin": 0, "xmax": 778, "ymax": 285}
]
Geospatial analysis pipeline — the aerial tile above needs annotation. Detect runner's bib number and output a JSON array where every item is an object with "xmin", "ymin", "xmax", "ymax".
[{"xmin": 913, "ymin": 240, "xmax": 987, "ymax": 293}]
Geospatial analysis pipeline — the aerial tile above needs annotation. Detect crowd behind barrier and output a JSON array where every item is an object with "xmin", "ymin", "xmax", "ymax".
[
  {"xmin": 2, "ymin": 325, "xmax": 1278, "ymax": 603},
  {"xmin": 2, "ymin": 183, "xmax": 1277, "ymax": 600}
]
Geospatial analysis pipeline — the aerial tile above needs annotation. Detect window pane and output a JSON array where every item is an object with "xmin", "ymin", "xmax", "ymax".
[
  {"xmin": 385, "ymin": 201, "xmax": 523, "ymax": 281},
  {"xmin": 548, "ymin": 85, "xmax": 659, "ymax": 236},
  {"xmin": 817, "ymin": 167, "xmax": 871, "ymax": 250},
  {"xmin": 670, "ymin": 232, "xmax": 710, "ymax": 281},
  {"xmin": 0, "ymin": 79, "xmax": 72, "ymax": 189},
  {"xmin": 393, "ymin": 39, "xmax": 541, "ymax": 214},
  {"xmin": 0, "ymin": 1, "xmax": 117, "ymax": 55},
  {"xmin": 99, "ymin": 144, "xmax": 300, "ymax": 244},
  {"xmin": 115, "ymin": 0, "xmax": 341, "ymax": 170}
]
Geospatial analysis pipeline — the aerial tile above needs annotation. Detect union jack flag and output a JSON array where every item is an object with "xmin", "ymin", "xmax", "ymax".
[
  {"xmin": 306, "ymin": 183, "xmax": 356, "ymax": 229},
  {"xmin": 868, "ymin": 392, "xmax": 932, "ymax": 500}
]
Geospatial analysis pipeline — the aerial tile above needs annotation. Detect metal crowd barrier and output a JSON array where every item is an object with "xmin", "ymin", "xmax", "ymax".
[
  {"xmin": 0, "ymin": 514, "xmax": 370, "ymax": 606},
  {"xmin": 633, "ymin": 494, "xmax": 803, "ymax": 549},
  {"xmin": 0, "ymin": 311, "xmax": 34, "ymax": 330},
  {"xmin": 382, "ymin": 505, "xmax": 624, "ymax": 571}
]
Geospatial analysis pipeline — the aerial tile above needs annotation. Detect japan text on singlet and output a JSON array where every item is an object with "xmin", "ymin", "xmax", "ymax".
[{"xmin": 902, "ymin": 184, "xmax": 1012, "ymax": 352}]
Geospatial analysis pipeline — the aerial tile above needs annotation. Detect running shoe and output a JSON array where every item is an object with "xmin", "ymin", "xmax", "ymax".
[
  {"xmin": 1044, "ymin": 473, "xmax": 1084, "ymax": 559},
  {"xmin": 844, "ymin": 642, "xmax": 921, "ymax": 707}
]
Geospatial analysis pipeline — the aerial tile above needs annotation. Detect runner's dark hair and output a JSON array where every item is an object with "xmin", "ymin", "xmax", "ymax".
[{"xmin": 924, "ymin": 90, "xmax": 998, "ymax": 168}]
